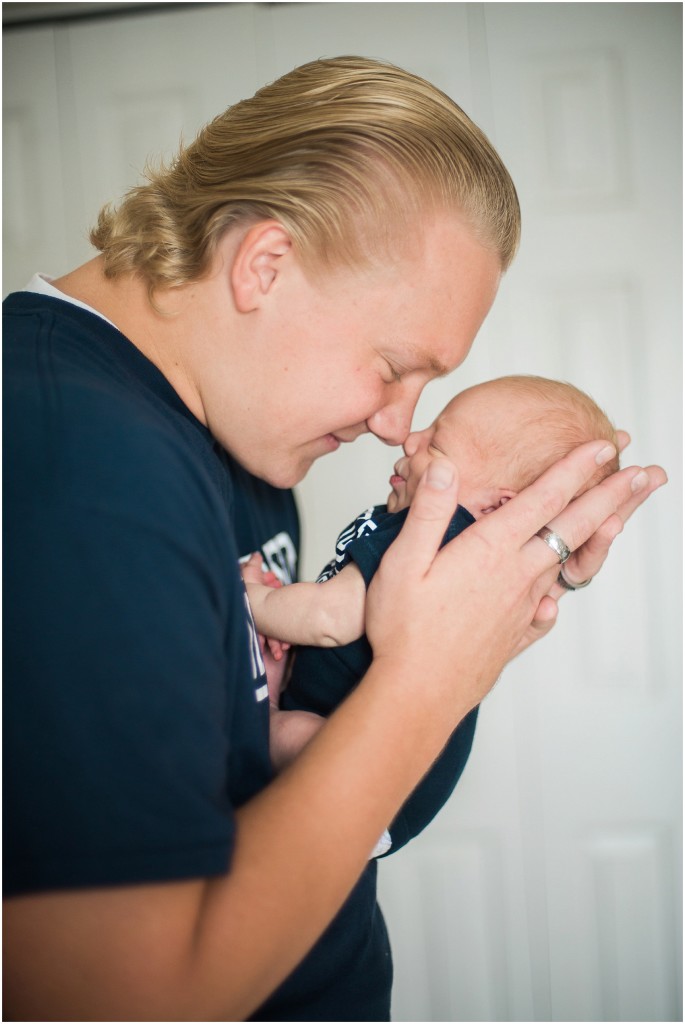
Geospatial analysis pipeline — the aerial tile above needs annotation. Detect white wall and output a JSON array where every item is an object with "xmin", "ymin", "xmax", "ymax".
[{"xmin": 3, "ymin": 4, "xmax": 681, "ymax": 1020}]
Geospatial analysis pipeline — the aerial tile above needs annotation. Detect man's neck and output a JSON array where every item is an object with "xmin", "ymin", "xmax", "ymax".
[{"xmin": 53, "ymin": 258, "xmax": 208, "ymax": 427}]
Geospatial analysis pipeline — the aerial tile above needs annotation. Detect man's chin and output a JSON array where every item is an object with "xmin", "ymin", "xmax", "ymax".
[
  {"xmin": 237, "ymin": 458, "xmax": 304, "ymax": 491},
  {"xmin": 238, "ymin": 441, "xmax": 346, "ymax": 490},
  {"xmin": 270, "ymin": 465, "xmax": 308, "ymax": 490}
]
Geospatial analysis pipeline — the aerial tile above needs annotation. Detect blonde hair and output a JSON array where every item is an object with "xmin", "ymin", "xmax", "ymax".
[
  {"xmin": 90, "ymin": 56, "xmax": 520, "ymax": 295},
  {"xmin": 463, "ymin": 375, "xmax": 620, "ymax": 489}
]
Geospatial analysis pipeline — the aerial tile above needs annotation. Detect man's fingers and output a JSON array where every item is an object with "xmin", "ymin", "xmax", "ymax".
[
  {"xmin": 485, "ymin": 440, "xmax": 618, "ymax": 547},
  {"xmin": 562, "ymin": 514, "xmax": 623, "ymax": 585},
  {"xmin": 612, "ymin": 464, "xmax": 667, "ymax": 525},
  {"xmin": 616, "ymin": 429, "xmax": 631, "ymax": 453},
  {"xmin": 525, "ymin": 464, "xmax": 641, "ymax": 566},
  {"xmin": 556, "ymin": 464, "xmax": 666, "ymax": 585},
  {"xmin": 509, "ymin": 595, "xmax": 559, "ymax": 660},
  {"xmin": 548, "ymin": 463, "xmax": 666, "ymax": 557}
]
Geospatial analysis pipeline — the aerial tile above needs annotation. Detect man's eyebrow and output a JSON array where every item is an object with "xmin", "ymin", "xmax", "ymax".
[
  {"xmin": 429, "ymin": 355, "xmax": 451, "ymax": 377},
  {"xmin": 415, "ymin": 347, "xmax": 450, "ymax": 377},
  {"xmin": 393, "ymin": 343, "xmax": 451, "ymax": 378}
]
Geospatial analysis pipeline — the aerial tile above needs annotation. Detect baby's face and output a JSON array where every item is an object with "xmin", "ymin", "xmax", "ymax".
[{"xmin": 387, "ymin": 389, "xmax": 494, "ymax": 516}]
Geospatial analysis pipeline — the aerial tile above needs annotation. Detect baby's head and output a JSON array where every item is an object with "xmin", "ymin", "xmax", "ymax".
[{"xmin": 387, "ymin": 375, "xmax": 620, "ymax": 517}]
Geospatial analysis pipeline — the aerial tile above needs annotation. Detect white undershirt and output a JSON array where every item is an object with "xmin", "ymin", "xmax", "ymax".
[{"xmin": 22, "ymin": 273, "xmax": 117, "ymax": 329}]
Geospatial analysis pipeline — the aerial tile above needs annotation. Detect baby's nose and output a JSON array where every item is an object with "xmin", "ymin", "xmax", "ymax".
[{"xmin": 403, "ymin": 431, "xmax": 421, "ymax": 456}]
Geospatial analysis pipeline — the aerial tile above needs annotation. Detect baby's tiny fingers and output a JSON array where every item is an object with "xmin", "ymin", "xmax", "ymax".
[{"xmin": 267, "ymin": 637, "xmax": 283, "ymax": 661}]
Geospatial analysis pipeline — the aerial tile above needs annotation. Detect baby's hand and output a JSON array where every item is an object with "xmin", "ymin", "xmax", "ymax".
[
  {"xmin": 241, "ymin": 551, "xmax": 280, "ymax": 589},
  {"xmin": 240, "ymin": 553, "xmax": 291, "ymax": 663}
]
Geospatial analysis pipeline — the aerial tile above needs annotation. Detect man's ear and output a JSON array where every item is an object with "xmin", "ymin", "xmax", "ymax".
[{"xmin": 230, "ymin": 221, "xmax": 292, "ymax": 313}]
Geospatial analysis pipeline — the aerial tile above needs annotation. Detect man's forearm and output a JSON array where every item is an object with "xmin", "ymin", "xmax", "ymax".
[
  {"xmin": 4, "ymin": 658, "xmax": 474, "ymax": 1023},
  {"xmin": 190, "ymin": 655, "xmax": 474, "ymax": 1017}
]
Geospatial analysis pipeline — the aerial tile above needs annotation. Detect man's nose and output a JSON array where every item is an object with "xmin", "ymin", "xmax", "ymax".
[{"xmin": 366, "ymin": 389, "xmax": 420, "ymax": 446}]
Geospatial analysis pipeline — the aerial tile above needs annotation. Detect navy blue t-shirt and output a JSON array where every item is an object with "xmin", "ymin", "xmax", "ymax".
[{"xmin": 3, "ymin": 291, "xmax": 277, "ymax": 894}]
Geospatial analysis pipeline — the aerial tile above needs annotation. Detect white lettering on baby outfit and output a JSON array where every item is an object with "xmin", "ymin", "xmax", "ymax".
[
  {"xmin": 243, "ymin": 591, "xmax": 268, "ymax": 699},
  {"xmin": 261, "ymin": 531, "xmax": 297, "ymax": 585}
]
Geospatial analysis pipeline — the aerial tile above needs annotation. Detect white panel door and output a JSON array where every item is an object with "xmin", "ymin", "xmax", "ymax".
[
  {"xmin": 377, "ymin": 5, "xmax": 682, "ymax": 1022},
  {"xmin": 482, "ymin": 7, "xmax": 681, "ymax": 1022},
  {"xmin": 52, "ymin": 3, "xmax": 263, "ymax": 275},
  {"xmin": 2, "ymin": 4, "xmax": 680, "ymax": 1021},
  {"xmin": 2, "ymin": 25, "xmax": 70, "ymax": 291}
]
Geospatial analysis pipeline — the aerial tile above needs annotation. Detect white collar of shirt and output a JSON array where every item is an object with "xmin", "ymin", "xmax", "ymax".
[{"xmin": 22, "ymin": 273, "xmax": 117, "ymax": 329}]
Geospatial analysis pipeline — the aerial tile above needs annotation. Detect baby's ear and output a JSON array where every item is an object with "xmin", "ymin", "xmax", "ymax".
[{"xmin": 479, "ymin": 488, "xmax": 519, "ymax": 516}]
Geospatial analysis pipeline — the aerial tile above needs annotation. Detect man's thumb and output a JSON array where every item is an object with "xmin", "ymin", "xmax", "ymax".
[
  {"xmin": 386, "ymin": 459, "xmax": 459, "ymax": 574},
  {"xmin": 423, "ymin": 458, "xmax": 457, "ymax": 498}
]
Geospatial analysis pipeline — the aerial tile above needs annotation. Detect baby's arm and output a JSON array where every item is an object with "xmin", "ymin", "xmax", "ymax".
[
  {"xmin": 269, "ymin": 709, "xmax": 325, "ymax": 772},
  {"xmin": 245, "ymin": 559, "xmax": 367, "ymax": 648}
]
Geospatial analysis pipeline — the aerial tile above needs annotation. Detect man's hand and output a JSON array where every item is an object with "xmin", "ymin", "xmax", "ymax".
[
  {"xmin": 512, "ymin": 431, "xmax": 667, "ymax": 659},
  {"xmin": 367, "ymin": 441, "xmax": 666, "ymax": 717}
]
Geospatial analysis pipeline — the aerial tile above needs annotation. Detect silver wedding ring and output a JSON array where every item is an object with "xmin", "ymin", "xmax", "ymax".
[
  {"xmin": 536, "ymin": 525, "xmax": 572, "ymax": 564},
  {"xmin": 557, "ymin": 566, "xmax": 592, "ymax": 590}
]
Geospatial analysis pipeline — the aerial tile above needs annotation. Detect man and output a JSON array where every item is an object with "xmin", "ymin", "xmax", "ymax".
[{"xmin": 4, "ymin": 56, "xmax": 664, "ymax": 1021}]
